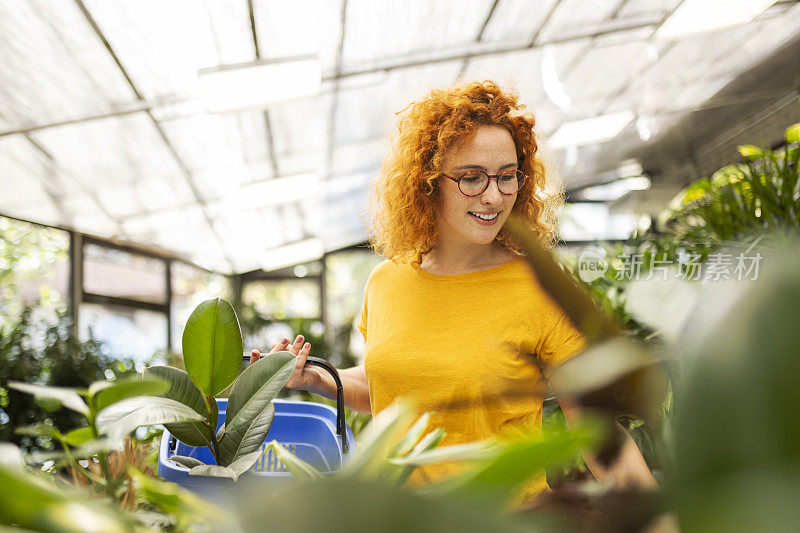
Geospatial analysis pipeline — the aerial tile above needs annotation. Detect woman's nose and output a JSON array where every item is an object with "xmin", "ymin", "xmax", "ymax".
[{"xmin": 480, "ymin": 178, "xmax": 503, "ymax": 204}]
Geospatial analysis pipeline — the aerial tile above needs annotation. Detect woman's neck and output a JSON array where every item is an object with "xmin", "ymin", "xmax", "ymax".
[{"xmin": 420, "ymin": 241, "xmax": 516, "ymax": 275}]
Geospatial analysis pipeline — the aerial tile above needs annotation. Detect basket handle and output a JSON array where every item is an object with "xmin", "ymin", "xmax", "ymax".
[
  {"xmin": 242, "ymin": 354, "xmax": 349, "ymax": 455},
  {"xmin": 304, "ymin": 356, "xmax": 349, "ymax": 455}
]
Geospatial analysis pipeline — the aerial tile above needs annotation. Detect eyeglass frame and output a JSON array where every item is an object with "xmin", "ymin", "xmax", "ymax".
[{"xmin": 439, "ymin": 168, "xmax": 528, "ymax": 197}]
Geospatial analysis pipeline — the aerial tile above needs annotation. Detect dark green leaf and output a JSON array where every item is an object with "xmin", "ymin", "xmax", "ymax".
[
  {"xmin": 143, "ymin": 366, "xmax": 215, "ymax": 447},
  {"xmin": 189, "ymin": 450, "xmax": 262, "ymax": 482},
  {"xmin": 218, "ymin": 403, "xmax": 275, "ymax": 466},
  {"xmin": 168, "ymin": 455, "xmax": 206, "ymax": 469},
  {"xmin": 223, "ymin": 352, "xmax": 295, "ymax": 439},
  {"xmin": 181, "ymin": 298, "xmax": 243, "ymax": 397}
]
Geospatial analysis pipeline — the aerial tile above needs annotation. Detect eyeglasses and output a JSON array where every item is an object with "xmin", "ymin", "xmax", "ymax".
[{"xmin": 441, "ymin": 169, "xmax": 527, "ymax": 197}]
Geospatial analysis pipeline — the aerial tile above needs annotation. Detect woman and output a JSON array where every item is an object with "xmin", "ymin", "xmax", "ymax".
[{"xmin": 251, "ymin": 80, "xmax": 658, "ymax": 502}]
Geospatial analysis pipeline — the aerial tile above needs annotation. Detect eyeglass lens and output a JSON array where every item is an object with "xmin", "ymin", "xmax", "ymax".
[{"xmin": 459, "ymin": 170, "xmax": 524, "ymax": 195}]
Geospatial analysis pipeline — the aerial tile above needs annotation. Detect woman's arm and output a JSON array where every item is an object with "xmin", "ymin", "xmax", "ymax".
[
  {"xmin": 309, "ymin": 365, "xmax": 371, "ymax": 414},
  {"xmin": 559, "ymin": 398, "xmax": 657, "ymax": 489},
  {"xmin": 250, "ymin": 335, "xmax": 371, "ymax": 414},
  {"xmin": 559, "ymin": 398, "xmax": 680, "ymax": 532}
]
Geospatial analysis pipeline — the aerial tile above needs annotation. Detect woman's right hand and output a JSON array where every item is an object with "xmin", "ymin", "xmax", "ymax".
[{"xmin": 249, "ymin": 334, "xmax": 326, "ymax": 392}]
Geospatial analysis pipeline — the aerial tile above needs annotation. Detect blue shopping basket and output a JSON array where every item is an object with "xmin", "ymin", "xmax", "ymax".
[{"xmin": 158, "ymin": 356, "xmax": 355, "ymax": 493}]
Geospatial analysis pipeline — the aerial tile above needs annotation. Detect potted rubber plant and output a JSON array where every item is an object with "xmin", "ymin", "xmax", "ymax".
[{"xmin": 144, "ymin": 298, "xmax": 296, "ymax": 480}]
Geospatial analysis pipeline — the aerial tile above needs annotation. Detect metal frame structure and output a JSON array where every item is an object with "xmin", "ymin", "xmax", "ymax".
[{"xmin": 1, "ymin": 211, "xmax": 217, "ymax": 353}]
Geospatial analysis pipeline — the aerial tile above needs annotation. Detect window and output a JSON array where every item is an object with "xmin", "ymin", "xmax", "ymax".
[
  {"xmin": 171, "ymin": 261, "xmax": 230, "ymax": 352},
  {"xmin": 83, "ymin": 243, "xmax": 167, "ymax": 304}
]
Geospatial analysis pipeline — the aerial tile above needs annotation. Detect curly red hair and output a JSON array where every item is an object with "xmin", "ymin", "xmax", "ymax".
[{"xmin": 365, "ymin": 80, "xmax": 563, "ymax": 262}]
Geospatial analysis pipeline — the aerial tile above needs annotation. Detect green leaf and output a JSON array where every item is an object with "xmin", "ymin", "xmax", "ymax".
[
  {"xmin": 8, "ymin": 382, "xmax": 89, "ymax": 417},
  {"xmin": 188, "ymin": 450, "xmax": 262, "ymax": 482},
  {"xmin": 15, "ymin": 424, "xmax": 64, "ymax": 441},
  {"xmin": 0, "ymin": 462, "xmax": 69, "ymax": 527},
  {"xmin": 88, "ymin": 375, "xmax": 170, "ymax": 413},
  {"xmin": 181, "ymin": 298, "xmax": 243, "ymax": 397},
  {"xmin": 425, "ymin": 425, "xmax": 602, "ymax": 508},
  {"xmin": 0, "ymin": 443, "xmax": 25, "ymax": 471},
  {"xmin": 387, "ymin": 428, "xmax": 448, "ymax": 487},
  {"xmin": 143, "ymin": 366, "xmax": 215, "ymax": 448},
  {"xmin": 738, "ymin": 144, "xmax": 765, "ymax": 160},
  {"xmin": 218, "ymin": 403, "xmax": 275, "ymax": 466},
  {"xmin": 786, "ymin": 122, "xmax": 800, "ymax": 143},
  {"xmin": 223, "ymin": 352, "xmax": 295, "ymax": 439},
  {"xmin": 63, "ymin": 427, "xmax": 94, "ymax": 447},
  {"xmin": 95, "ymin": 396, "xmax": 204, "ymax": 444},
  {"xmin": 168, "ymin": 455, "xmax": 206, "ymax": 469},
  {"xmin": 341, "ymin": 400, "xmax": 415, "ymax": 480},
  {"xmin": 267, "ymin": 440, "xmax": 323, "ymax": 481},
  {"xmin": 128, "ymin": 467, "xmax": 227, "ymax": 524},
  {"xmin": 392, "ymin": 412, "xmax": 431, "ymax": 457},
  {"xmin": 390, "ymin": 439, "xmax": 493, "ymax": 466}
]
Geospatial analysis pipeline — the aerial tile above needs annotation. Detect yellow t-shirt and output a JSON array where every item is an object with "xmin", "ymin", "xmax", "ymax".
[{"xmin": 357, "ymin": 255, "xmax": 586, "ymax": 501}]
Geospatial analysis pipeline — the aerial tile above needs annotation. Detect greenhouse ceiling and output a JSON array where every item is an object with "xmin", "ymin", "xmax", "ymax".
[{"xmin": 1, "ymin": 0, "xmax": 799, "ymax": 274}]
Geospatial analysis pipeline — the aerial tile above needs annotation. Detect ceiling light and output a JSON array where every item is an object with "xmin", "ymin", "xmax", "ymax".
[
  {"xmin": 261, "ymin": 238, "xmax": 324, "ymax": 273},
  {"xmin": 224, "ymin": 172, "xmax": 319, "ymax": 210},
  {"xmin": 541, "ymin": 46, "xmax": 572, "ymax": 109},
  {"xmin": 581, "ymin": 176, "xmax": 651, "ymax": 201},
  {"xmin": 655, "ymin": 0, "xmax": 777, "ymax": 41},
  {"xmin": 198, "ymin": 56, "xmax": 321, "ymax": 113},
  {"xmin": 548, "ymin": 111, "xmax": 635, "ymax": 148}
]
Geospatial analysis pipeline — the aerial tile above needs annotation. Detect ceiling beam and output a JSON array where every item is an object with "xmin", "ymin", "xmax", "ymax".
[
  {"xmin": 324, "ymin": 0, "xmax": 349, "ymax": 181},
  {"xmin": 247, "ymin": 0, "xmax": 281, "ymax": 180},
  {"xmin": 456, "ymin": 0, "xmax": 501, "ymax": 78},
  {"xmin": 325, "ymin": 15, "xmax": 661, "ymax": 81},
  {"xmin": 0, "ymin": 13, "xmax": 662, "ymax": 139}
]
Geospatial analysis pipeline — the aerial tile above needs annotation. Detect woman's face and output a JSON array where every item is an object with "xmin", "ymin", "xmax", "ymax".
[{"xmin": 435, "ymin": 125, "xmax": 519, "ymax": 248}]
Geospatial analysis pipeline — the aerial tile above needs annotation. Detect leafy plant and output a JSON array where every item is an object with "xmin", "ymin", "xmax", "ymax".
[
  {"xmin": 0, "ymin": 308, "xmax": 137, "ymax": 452},
  {"xmin": 144, "ymin": 298, "xmax": 298, "ymax": 480}
]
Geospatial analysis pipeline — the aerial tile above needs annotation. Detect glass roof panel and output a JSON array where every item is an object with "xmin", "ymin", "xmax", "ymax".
[
  {"xmin": 253, "ymin": 0, "xmax": 343, "ymax": 72},
  {"xmin": 341, "ymin": 0, "xmax": 495, "ymax": 66},
  {"xmin": 83, "ymin": 0, "xmax": 254, "ymax": 101},
  {"xmin": 0, "ymin": 0, "xmax": 136, "ymax": 129}
]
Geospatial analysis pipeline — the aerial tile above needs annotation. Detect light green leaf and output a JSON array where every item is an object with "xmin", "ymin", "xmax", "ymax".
[
  {"xmin": 218, "ymin": 403, "xmax": 275, "ymax": 466},
  {"xmin": 168, "ymin": 455, "xmax": 206, "ymax": 469},
  {"xmin": 63, "ymin": 427, "xmax": 94, "ymax": 447},
  {"xmin": 738, "ymin": 144, "xmax": 765, "ymax": 160},
  {"xmin": 0, "ymin": 443, "xmax": 25, "ymax": 471},
  {"xmin": 143, "ymin": 366, "xmax": 215, "ymax": 447},
  {"xmin": 425, "ymin": 425, "xmax": 602, "ymax": 507},
  {"xmin": 188, "ymin": 450, "xmax": 262, "ymax": 482},
  {"xmin": 88, "ymin": 375, "xmax": 170, "ymax": 413},
  {"xmin": 15, "ymin": 424, "xmax": 64, "ymax": 442},
  {"xmin": 393, "ymin": 412, "xmax": 431, "ymax": 457},
  {"xmin": 8, "ymin": 382, "xmax": 89, "ymax": 417},
  {"xmin": 390, "ymin": 437, "xmax": 492, "ymax": 467},
  {"xmin": 181, "ymin": 298, "xmax": 243, "ymax": 397},
  {"xmin": 223, "ymin": 352, "xmax": 295, "ymax": 438},
  {"xmin": 267, "ymin": 440, "xmax": 323, "ymax": 481},
  {"xmin": 786, "ymin": 123, "xmax": 800, "ymax": 143},
  {"xmin": 129, "ymin": 467, "xmax": 227, "ymax": 524},
  {"xmin": 388, "ymin": 428, "xmax": 447, "ymax": 487},
  {"xmin": 95, "ymin": 396, "xmax": 204, "ymax": 444},
  {"xmin": 341, "ymin": 400, "xmax": 415, "ymax": 480}
]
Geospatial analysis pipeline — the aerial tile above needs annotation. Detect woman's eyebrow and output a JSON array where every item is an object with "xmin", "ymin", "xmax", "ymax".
[{"xmin": 455, "ymin": 162, "xmax": 518, "ymax": 171}]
